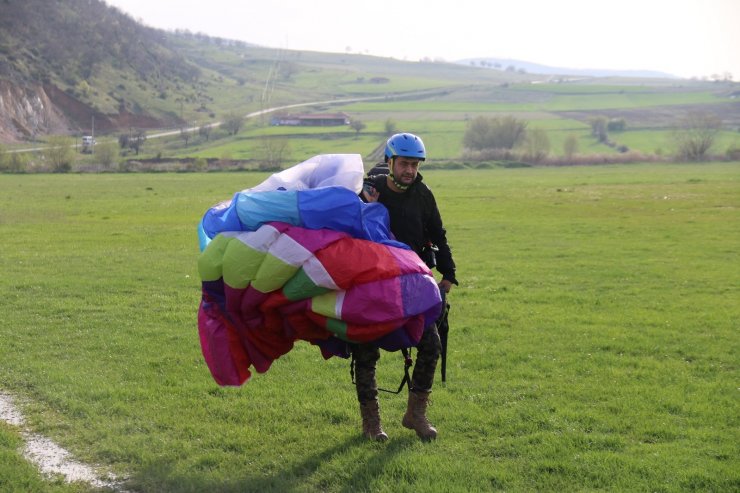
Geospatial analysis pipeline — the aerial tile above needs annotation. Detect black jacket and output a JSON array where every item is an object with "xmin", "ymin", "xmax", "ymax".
[{"xmin": 364, "ymin": 172, "xmax": 458, "ymax": 285}]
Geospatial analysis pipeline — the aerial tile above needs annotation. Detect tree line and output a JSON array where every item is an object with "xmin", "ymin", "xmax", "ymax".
[
  {"xmin": 461, "ymin": 111, "xmax": 729, "ymax": 164},
  {"xmin": 0, "ymin": 110, "xmax": 734, "ymax": 173}
]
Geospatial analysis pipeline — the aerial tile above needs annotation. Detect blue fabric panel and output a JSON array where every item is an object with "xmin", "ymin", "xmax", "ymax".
[
  {"xmin": 235, "ymin": 190, "xmax": 300, "ymax": 231},
  {"xmin": 200, "ymin": 193, "xmax": 244, "ymax": 240}
]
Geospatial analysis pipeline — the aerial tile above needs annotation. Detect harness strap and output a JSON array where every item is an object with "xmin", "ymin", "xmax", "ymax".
[{"xmin": 350, "ymin": 348, "xmax": 413, "ymax": 395}]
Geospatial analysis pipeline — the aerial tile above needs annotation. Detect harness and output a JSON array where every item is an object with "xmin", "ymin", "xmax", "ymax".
[
  {"xmin": 350, "ymin": 292, "xmax": 451, "ymax": 393},
  {"xmin": 351, "ymin": 172, "xmax": 452, "ymax": 392},
  {"xmin": 350, "ymin": 348, "xmax": 413, "ymax": 394}
]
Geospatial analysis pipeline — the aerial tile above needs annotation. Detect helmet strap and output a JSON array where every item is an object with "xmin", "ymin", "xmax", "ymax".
[{"xmin": 389, "ymin": 157, "xmax": 410, "ymax": 191}]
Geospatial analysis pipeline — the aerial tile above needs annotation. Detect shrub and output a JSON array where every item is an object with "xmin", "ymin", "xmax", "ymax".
[
  {"xmin": 725, "ymin": 145, "xmax": 740, "ymax": 161},
  {"xmin": 588, "ymin": 116, "xmax": 609, "ymax": 143},
  {"xmin": 463, "ymin": 115, "xmax": 528, "ymax": 151},
  {"xmin": 563, "ymin": 134, "xmax": 579, "ymax": 160},
  {"xmin": 522, "ymin": 128, "xmax": 551, "ymax": 163},
  {"xmin": 673, "ymin": 111, "xmax": 722, "ymax": 161},
  {"xmin": 44, "ymin": 136, "xmax": 75, "ymax": 172},
  {"xmin": 607, "ymin": 118, "xmax": 627, "ymax": 132}
]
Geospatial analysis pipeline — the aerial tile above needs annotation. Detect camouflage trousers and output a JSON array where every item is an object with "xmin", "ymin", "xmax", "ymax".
[{"xmin": 351, "ymin": 323, "xmax": 442, "ymax": 403}]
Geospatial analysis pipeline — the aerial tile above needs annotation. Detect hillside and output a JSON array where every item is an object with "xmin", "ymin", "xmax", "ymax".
[
  {"xmin": 458, "ymin": 57, "xmax": 678, "ymax": 79},
  {"xmin": 0, "ymin": 0, "xmax": 533, "ymax": 144},
  {"xmin": 2, "ymin": 0, "xmax": 737, "ymax": 160},
  {"xmin": 0, "ymin": 0, "xmax": 203, "ymax": 142}
]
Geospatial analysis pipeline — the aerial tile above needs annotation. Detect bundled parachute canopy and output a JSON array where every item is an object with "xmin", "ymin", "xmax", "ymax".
[{"xmin": 197, "ymin": 154, "xmax": 442, "ymax": 386}]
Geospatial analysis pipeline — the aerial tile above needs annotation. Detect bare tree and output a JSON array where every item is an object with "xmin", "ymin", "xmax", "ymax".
[
  {"xmin": 673, "ymin": 111, "xmax": 722, "ymax": 161},
  {"xmin": 491, "ymin": 115, "xmax": 528, "ymax": 149},
  {"xmin": 463, "ymin": 115, "xmax": 528, "ymax": 151},
  {"xmin": 523, "ymin": 128, "xmax": 551, "ymax": 163},
  {"xmin": 384, "ymin": 119, "xmax": 397, "ymax": 136},
  {"xmin": 258, "ymin": 137, "xmax": 291, "ymax": 170},
  {"xmin": 224, "ymin": 113, "xmax": 244, "ymax": 136},
  {"xmin": 180, "ymin": 127, "xmax": 192, "ymax": 146},
  {"xmin": 95, "ymin": 141, "xmax": 119, "ymax": 169},
  {"xmin": 129, "ymin": 131, "xmax": 147, "ymax": 155},
  {"xmin": 462, "ymin": 116, "xmax": 491, "ymax": 151},
  {"xmin": 350, "ymin": 119, "xmax": 367, "ymax": 138},
  {"xmin": 589, "ymin": 116, "xmax": 609, "ymax": 143},
  {"xmin": 279, "ymin": 61, "xmax": 298, "ymax": 80},
  {"xmin": 607, "ymin": 118, "xmax": 627, "ymax": 132},
  {"xmin": 199, "ymin": 124, "xmax": 212, "ymax": 141},
  {"xmin": 563, "ymin": 134, "xmax": 579, "ymax": 160}
]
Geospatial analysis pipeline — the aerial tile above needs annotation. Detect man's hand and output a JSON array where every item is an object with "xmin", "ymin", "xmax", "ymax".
[
  {"xmin": 438, "ymin": 279, "xmax": 453, "ymax": 294},
  {"xmin": 362, "ymin": 185, "xmax": 379, "ymax": 202}
]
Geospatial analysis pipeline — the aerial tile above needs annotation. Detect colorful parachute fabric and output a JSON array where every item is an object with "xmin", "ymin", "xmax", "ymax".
[{"xmin": 197, "ymin": 154, "xmax": 443, "ymax": 386}]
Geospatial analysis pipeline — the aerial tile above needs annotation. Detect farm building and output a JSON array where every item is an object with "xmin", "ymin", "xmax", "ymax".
[{"xmin": 270, "ymin": 112, "xmax": 351, "ymax": 126}]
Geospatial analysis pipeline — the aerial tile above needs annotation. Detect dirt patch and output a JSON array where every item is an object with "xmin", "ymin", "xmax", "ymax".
[
  {"xmin": 43, "ymin": 84, "xmax": 169, "ymax": 132},
  {"xmin": 0, "ymin": 391, "xmax": 127, "ymax": 491}
]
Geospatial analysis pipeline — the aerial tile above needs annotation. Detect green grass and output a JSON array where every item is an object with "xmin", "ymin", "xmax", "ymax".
[
  {"xmin": 612, "ymin": 130, "xmax": 740, "ymax": 156},
  {"xmin": 0, "ymin": 424, "xmax": 89, "ymax": 492},
  {"xmin": 0, "ymin": 164, "xmax": 738, "ymax": 492},
  {"xmin": 340, "ymin": 89, "xmax": 726, "ymax": 113}
]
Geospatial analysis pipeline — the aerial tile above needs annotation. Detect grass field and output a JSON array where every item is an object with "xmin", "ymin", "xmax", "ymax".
[{"xmin": 0, "ymin": 163, "xmax": 738, "ymax": 492}]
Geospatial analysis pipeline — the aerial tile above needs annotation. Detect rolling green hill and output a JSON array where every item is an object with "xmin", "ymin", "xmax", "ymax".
[
  {"xmin": 0, "ymin": 0, "xmax": 529, "ymax": 142},
  {"xmin": 0, "ymin": 0, "xmax": 738, "ymax": 167}
]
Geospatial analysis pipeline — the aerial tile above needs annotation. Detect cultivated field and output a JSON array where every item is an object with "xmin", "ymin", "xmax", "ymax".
[{"xmin": 0, "ymin": 163, "xmax": 738, "ymax": 492}]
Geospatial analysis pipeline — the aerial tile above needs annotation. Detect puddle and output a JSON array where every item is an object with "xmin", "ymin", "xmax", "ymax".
[{"xmin": 0, "ymin": 391, "xmax": 127, "ymax": 491}]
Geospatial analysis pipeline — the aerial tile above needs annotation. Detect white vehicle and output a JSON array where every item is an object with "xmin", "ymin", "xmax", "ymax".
[{"xmin": 81, "ymin": 135, "xmax": 96, "ymax": 153}]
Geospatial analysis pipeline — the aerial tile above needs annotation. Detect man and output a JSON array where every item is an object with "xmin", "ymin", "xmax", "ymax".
[{"xmin": 355, "ymin": 132, "xmax": 457, "ymax": 441}]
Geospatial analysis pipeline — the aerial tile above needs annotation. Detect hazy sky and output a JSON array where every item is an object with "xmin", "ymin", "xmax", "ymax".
[{"xmin": 105, "ymin": 0, "xmax": 739, "ymax": 79}]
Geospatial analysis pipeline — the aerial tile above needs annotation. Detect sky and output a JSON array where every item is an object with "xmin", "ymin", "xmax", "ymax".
[{"xmin": 105, "ymin": 0, "xmax": 739, "ymax": 80}]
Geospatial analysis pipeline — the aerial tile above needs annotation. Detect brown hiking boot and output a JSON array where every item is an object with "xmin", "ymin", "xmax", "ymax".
[
  {"xmin": 402, "ymin": 390, "xmax": 437, "ymax": 441},
  {"xmin": 360, "ymin": 400, "xmax": 388, "ymax": 441}
]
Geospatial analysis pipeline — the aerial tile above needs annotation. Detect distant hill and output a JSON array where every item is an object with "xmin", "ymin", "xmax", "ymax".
[
  {"xmin": 458, "ymin": 57, "xmax": 678, "ymax": 80},
  {"xmin": 0, "ymin": 0, "xmax": 532, "ymax": 144},
  {"xmin": 0, "ymin": 0, "xmax": 203, "ymax": 141},
  {"xmin": 0, "ymin": 0, "xmax": 533, "ymax": 144},
  {"xmin": 2, "ymin": 0, "xmax": 716, "ymax": 148}
]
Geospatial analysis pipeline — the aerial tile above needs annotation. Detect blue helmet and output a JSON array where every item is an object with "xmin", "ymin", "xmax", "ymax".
[{"xmin": 384, "ymin": 133, "xmax": 426, "ymax": 161}]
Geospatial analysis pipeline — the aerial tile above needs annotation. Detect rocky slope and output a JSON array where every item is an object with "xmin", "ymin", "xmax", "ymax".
[{"xmin": 0, "ymin": 0, "xmax": 199, "ymax": 143}]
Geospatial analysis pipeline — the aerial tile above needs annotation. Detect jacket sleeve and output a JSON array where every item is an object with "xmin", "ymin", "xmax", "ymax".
[{"xmin": 425, "ymin": 192, "xmax": 458, "ymax": 285}]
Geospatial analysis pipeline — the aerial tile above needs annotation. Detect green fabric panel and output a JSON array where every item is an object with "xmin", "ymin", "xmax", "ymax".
[
  {"xmin": 252, "ymin": 253, "xmax": 298, "ymax": 293},
  {"xmin": 326, "ymin": 317, "xmax": 348, "ymax": 340},
  {"xmin": 198, "ymin": 234, "xmax": 231, "ymax": 282},
  {"xmin": 311, "ymin": 291, "xmax": 338, "ymax": 318},
  {"xmin": 283, "ymin": 267, "xmax": 331, "ymax": 301},
  {"xmin": 222, "ymin": 238, "xmax": 265, "ymax": 289}
]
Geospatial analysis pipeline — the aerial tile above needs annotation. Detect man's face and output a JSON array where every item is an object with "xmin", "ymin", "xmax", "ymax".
[{"xmin": 391, "ymin": 157, "xmax": 420, "ymax": 185}]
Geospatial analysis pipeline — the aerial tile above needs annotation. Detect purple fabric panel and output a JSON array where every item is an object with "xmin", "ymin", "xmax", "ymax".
[
  {"xmin": 202, "ymin": 279, "xmax": 226, "ymax": 307},
  {"xmin": 399, "ymin": 273, "xmax": 443, "ymax": 318},
  {"xmin": 275, "ymin": 222, "xmax": 348, "ymax": 253},
  {"xmin": 374, "ymin": 318, "xmax": 424, "ymax": 351},
  {"xmin": 388, "ymin": 246, "xmax": 430, "ymax": 276},
  {"xmin": 423, "ymin": 304, "xmax": 443, "ymax": 328},
  {"xmin": 314, "ymin": 337, "xmax": 351, "ymax": 359},
  {"xmin": 340, "ymin": 279, "xmax": 403, "ymax": 324}
]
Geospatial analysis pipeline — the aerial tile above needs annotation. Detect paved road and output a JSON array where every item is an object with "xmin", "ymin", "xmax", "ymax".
[{"xmin": 5, "ymin": 90, "xmax": 444, "ymax": 154}]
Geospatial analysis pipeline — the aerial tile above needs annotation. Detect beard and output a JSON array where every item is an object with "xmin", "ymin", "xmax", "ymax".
[{"xmin": 396, "ymin": 172, "xmax": 415, "ymax": 184}]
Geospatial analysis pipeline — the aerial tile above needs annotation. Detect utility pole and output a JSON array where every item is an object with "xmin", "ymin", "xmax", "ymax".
[{"xmin": 91, "ymin": 115, "xmax": 95, "ymax": 155}]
